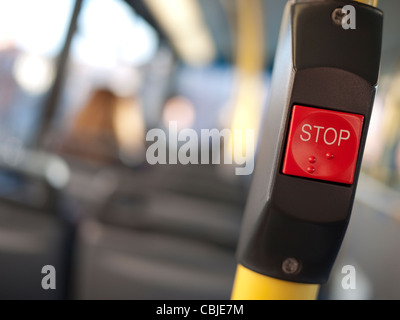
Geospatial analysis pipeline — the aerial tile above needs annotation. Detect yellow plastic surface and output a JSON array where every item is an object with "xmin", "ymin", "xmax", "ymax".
[
  {"xmin": 231, "ymin": 265, "xmax": 320, "ymax": 300},
  {"xmin": 354, "ymin": 0, "xmax": 378, "ymax": 7}
]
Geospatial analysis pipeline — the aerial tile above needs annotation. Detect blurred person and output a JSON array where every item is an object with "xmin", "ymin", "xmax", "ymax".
[
  {"xmin": 61, "ymin": 88, "xmax": 145, "ymax": 166},
  {"xmin": 61, "ymin": 88, "xmax": 120, "ymax": 164}
]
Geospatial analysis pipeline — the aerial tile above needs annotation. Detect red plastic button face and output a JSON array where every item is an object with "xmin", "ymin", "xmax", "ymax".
[{"xmin": 282, "ymin": 105, "xmax": 364, "ymax": 184}]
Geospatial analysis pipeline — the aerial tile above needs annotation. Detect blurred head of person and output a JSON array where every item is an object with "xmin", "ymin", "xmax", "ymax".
[
  {"xmin": 62, "ymin": 88, "xmax": 121, "ymax": 164},
  {"xmin": 62, "ymin": 88, "xmax": 145, "ymax": 166},
  {"xmin": 73, "ymin": 88, "xmax": 116, "ymax": 137}
]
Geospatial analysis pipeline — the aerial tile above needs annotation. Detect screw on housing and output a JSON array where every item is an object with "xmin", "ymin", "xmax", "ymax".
[
  {"xmin": 282, "ymin": 258, "xmax": 301, "ymax": 274},
  {"xmin": 331, "ymin": 7, "xmax": 345, "ymax": 26}
]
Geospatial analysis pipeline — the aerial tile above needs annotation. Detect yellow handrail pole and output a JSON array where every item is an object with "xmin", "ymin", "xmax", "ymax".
[
  {"xmin": 355, "ymin": 0, "xmax": 378, "ymax": 6},
  {"xmin": 231, "ymin": 265, "xmax": 319, "ymax": 300}
]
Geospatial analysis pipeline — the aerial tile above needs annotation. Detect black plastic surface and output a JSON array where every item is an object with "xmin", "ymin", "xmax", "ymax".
[
  {"xmin": 237, "ymin": 0, "xmax": 383, "ymax": 284},
  {"xmin": 293, "ymin": 1, "xmax": 383, "ymax": 85}
]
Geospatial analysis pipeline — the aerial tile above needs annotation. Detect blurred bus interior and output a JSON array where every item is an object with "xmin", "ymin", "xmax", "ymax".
[{"xmin": 0, "ymin": 0, "xmax": 399, "ymax": 300}]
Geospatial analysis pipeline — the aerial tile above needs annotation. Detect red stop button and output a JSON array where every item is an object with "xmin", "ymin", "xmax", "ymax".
[{"xmin": 282, "ymin": 105, "xmax": 364, "ymax": 184}]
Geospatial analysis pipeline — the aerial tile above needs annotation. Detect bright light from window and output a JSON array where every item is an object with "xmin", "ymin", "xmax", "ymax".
[
  {"xmin": 13, "ymin": 53, "xmax": 55, "ymax": 94},
  {"xmin": 72, "ymin": 0, "xmax": 159, "ymax": 68},
  {"xmin": 0, "ymin": 0, "xmax": 74, "ymax": 57}
]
